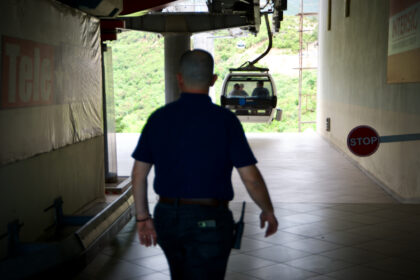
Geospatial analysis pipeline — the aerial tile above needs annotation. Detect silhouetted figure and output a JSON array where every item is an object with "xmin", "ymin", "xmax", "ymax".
[
  {"xmin": 229, "ymin": 83, "xmax": 248, "ymax": 97},
  {"xmin": 131, "ymin": 49, "xmax": 278, "ymax": 280},
  {"xmin": 252, "ymin": 80, "xmax": 270, "ymax": 98}
]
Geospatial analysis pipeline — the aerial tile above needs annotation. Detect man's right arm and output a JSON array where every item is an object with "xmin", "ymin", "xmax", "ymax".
[{"xmin": 237, "ymin": 165, "xmax": 278, "ymax": 237}]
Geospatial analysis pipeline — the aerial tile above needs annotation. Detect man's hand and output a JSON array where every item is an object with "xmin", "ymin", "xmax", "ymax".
[
  {"xmin": 237, "ymin": 165, "xmax": 278, "ymax": 238},
  {"xmin": 137, "ymin": 219, "xmax": 157, "ymax": 247},
  {"xmin": 260, "ymin": 211, "xmax": 278, "ymax": 237},
  {"xmin": 132, "ymin": 160, "xmax": 155, "ymax": 247}
]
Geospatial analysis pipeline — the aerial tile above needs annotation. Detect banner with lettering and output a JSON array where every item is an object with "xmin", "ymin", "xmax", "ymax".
[
  {"xmin": 387, "ymin": 0, "xmax": 420, "ymax": 83},
  {"xmin": 0, "ymin": 0, "xmax": 103, "ymax": 165}
]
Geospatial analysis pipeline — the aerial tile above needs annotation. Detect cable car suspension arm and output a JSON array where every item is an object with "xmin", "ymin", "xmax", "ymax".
[
  {"xmin": 235, "ymin": 13, "xmax": 272, "ymax": 71},
  {"xmin": 249, "ymin": 13, "xmax": 272, "ymax": 66}
]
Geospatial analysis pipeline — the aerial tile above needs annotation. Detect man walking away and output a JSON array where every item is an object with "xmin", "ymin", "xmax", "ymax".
[{"xmin": 131, "ymin": 49, "xmax": 278, "ymax": 280}]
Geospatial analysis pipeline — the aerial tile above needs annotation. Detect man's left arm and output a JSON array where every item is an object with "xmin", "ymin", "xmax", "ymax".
[{"xmin": 132, "ymin": 160, "xmax": 156, "ymax": 247}]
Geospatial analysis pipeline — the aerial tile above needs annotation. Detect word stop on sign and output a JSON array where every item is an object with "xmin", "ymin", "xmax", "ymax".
[{"xmin": 349, "ymin": 136, "xmax": 379, "ymax": 146}]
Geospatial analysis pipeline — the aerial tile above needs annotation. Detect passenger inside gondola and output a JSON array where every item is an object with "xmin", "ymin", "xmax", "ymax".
[
  {"xmin": 229, "ymin": 83, "xmax": 248, "ymax": 97},
  {"xmin": 239, "ymin": 83, "xmax": 248, "ymax": 96},
  {"xmin": 251, "ymin": 81, "xmax": 270, "ymax": 98}
]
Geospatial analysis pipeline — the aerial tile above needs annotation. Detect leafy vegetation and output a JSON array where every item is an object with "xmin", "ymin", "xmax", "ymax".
[{"xmin": 109, "ymin": 15, "xmax": 318, "ymax": 133}]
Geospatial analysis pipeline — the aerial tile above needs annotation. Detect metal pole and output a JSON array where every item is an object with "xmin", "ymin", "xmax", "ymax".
[
  {"xmin": 101, "ymin": 44, "xmax": 109, "ymax": 179},
  {"xmin": 298, "ymin": 0, "xmax": 303, "ymax": 132},
  {"xmin": 250, "ymin": 14, "xmax": 273, "ymax": 66}
]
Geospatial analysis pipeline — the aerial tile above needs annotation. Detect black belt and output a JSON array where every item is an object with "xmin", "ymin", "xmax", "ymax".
[{"xmin": 159, "ymin": 197, "xmax": 229, "ymax": 207}]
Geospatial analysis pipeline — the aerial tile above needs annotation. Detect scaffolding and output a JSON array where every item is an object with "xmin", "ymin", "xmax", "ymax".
[{"xmin": 296, "ymin": 0, "xmax": 318, "ymax": 132}]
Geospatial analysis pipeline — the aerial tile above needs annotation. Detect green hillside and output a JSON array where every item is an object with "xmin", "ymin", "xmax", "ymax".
[{"xmin": 109, "ymin": 15, "xmax": 318, "ymax": 133}]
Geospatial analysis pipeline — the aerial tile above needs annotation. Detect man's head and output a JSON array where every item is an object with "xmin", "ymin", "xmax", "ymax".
[
  {"xmin": 177, "ymin": 49, "xmax": 218, "ymax": 93},
  {"xmin": 257, "ymin": 81, "xmax": 264, "ymax": 87},
  {"xmin": 233, "ymin": 83, "xmax": 240, "ymax": 90}
]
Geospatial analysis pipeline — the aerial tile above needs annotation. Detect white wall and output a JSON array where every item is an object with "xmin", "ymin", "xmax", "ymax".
[{"xmin": 317, "ymin": 0, "xmax": 420, "ymax": 201}]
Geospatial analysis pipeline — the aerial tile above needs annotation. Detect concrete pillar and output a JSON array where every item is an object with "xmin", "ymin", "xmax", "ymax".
[
  {"xmin": 164, "ymin": 33, "xmax": 191, "ymax": 104},
  {"xmin": 192, "ymin": 33, "xmax": 216, "ymax": 102}
]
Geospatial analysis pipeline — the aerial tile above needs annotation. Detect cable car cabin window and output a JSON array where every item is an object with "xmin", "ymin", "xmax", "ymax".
[
  {"xmin": 221, "ymin": 73, "xmax": 278, "ymax": 123},
  {"xmin": 225, "ymin": 77, "xmax": 274, "ymax": 99}
]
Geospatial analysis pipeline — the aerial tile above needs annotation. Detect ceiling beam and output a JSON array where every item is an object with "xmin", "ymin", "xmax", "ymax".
[
  {"xmin": 120, "ymin": 0, "xmax": 181, "ymax": 15},
  {"xmin": 123, "ymin": 12, "xmax": 252, "ymax": 33}
]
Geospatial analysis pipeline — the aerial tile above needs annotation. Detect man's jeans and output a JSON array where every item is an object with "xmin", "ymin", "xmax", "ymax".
[{"xmin": 153, "ymin": 202, "xmax": 234, "ymax": 280}]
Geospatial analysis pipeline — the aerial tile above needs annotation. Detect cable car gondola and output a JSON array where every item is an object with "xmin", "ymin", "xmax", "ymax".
[
  {"xmin": 221, "ymin": 68, "xmax": 277, "ymax": 123},
  {"xmin": 220, "ymin": 14, "xmax": 281, "ymax": 123}
]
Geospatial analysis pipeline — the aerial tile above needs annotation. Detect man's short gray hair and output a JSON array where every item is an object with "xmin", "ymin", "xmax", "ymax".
[{"xmin": 179, "ymin": 49, "xmax": 214, "ymax": 88}]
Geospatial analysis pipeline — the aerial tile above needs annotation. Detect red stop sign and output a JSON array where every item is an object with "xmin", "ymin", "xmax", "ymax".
[{"xmin": 347, "ymin": 125, "xmax": 380, "ymax": 157}]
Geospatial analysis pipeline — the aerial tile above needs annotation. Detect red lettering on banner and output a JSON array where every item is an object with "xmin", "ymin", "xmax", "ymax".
[
  {"xmin": 1, "ymin": 36, "xmax": 54, "ymax": 109},
  {"xmin": 392, "ymin": 7, "xmax": 418, "ymax": 39}
]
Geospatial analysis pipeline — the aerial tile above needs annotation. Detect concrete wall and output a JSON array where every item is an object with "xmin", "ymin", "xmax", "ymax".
[
  {"xmin": 0, "ymin": 136, "xmax": 105, "ymax": 258},
  {"xmin": 317, "ymin": 0, "xmax": 420, "ymax": 201}
]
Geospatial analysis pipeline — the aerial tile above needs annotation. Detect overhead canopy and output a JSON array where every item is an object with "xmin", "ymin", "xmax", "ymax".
[{"xmin": 56, "ymin": 0, "xmax": 180, "ymax": 17}]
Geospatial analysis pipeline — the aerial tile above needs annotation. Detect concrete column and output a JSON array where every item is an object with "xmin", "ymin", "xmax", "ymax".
[
  {"xmin": 192, "ymin": 33, "xmax": 216, "ymax": 102},
  {"xmin": 164, "ymin": 33, "xmax": 191, "ymax": 104}
]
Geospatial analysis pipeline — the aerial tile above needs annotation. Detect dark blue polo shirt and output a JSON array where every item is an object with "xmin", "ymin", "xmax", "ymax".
[{"xmin": 132, "ymin": 92, "xmax": 257, "ymax": 200}]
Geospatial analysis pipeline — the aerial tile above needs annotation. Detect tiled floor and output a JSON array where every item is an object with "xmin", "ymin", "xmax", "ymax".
[
  {"xmin": 74, "ymin": 203, "xmax": 420, "ymax": 280},
  {"xmin": 74, "ymin": 133, "xmax": 420, "ymax": 279}
]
